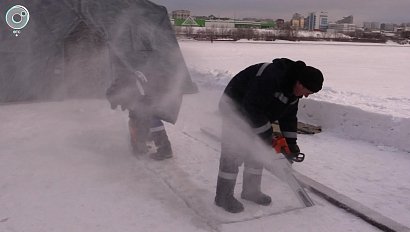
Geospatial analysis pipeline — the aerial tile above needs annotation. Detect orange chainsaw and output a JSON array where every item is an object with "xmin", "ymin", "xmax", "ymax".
[{"xmin": 272, "ymin": 135, "xmax": 305, "ymax": 162}]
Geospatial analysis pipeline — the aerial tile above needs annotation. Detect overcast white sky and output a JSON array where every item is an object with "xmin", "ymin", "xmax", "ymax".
[{"xmin": 150, "ymin": 0, "xmax": 410, "ymax": 25}]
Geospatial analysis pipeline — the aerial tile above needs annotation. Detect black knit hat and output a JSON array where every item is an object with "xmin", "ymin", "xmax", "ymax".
[{"xmin": 297, "ymin": 66, "xmax": 324, "ymax": 93}]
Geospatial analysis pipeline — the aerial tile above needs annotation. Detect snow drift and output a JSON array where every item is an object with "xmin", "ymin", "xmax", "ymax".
[{"xmin": 298, "ymin": 99, "xmax": 410, "ymax": 153}]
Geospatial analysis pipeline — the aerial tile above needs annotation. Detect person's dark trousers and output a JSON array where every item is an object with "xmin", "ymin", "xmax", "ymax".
[
  {"xmin": 128, "ymin": 111, "xmax": 150, "ymax": 154},
  {"xmin": 128, "ymin": 112, "xmax": 172, "ymax": 160}
]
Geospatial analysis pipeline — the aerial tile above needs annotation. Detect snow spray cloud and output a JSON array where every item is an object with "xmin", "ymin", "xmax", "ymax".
[
  {"xmin": 0, "ymin": 1, "xmax": 111, "ymax": 101},
  {"xmin": 84, "ymin": 0, "xmax": 196, "ymax": 123},
  {"xmin": 216, "ymin": 94, "xmax": 285, "ymax": 172},
  {"xmin": 0, "ymin": 1, "xmax": 56, "ymax": 102},
  {"xmin": 0, "ymin": 0, "xmax": 196, "ymax": 106}
]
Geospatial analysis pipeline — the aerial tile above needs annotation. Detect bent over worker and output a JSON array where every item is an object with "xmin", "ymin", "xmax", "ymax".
[{"xmin": 215, "ymin": 58, "xmax": 324, "ymax": 213}]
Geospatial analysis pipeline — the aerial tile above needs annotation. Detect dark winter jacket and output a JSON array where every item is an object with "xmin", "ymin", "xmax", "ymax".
[{"xmin": 219, "ymin": 58, "xmax": 300, "ymax": 145}]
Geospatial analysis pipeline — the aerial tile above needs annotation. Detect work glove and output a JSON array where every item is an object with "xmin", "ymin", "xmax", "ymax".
[
  {"xmin": 106, "ymin": 71, "xmax": 148, "ymax": 111},
  {"xmin": 106, "ymin": 77, "xmax": 137, "ymax": 110},
  {"xmin": 286, "ymin": 143, "xmax": 305, "ymax": 163},
  {"xmin": 288, "ymin": 143, "xmax": 300, "ymax": 154},
  {"xmin": 272, "ymin": 136, "xmax": 305, "ymax": 163}
]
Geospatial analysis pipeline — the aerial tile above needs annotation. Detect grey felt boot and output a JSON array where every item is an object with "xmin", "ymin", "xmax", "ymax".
[
  {"xmin": 215, "ymin": 177, "xmax": 244, "ymax": 213},
  {"xmin": 241, "ymin": 172, "xmax": 271, "ymax": 206}
]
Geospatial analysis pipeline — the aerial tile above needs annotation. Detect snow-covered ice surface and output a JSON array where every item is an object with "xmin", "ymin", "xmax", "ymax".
[
  {"xmin": 0, "ymin": 97, "xmax": 381, "ymax": 232},
  {"xmin": 181, "ymin": 39, "xmax": 410, "ymax": 118},
  {"xmin": 1, "ymin": 40, "xmax": 410, "ymax": 231}
]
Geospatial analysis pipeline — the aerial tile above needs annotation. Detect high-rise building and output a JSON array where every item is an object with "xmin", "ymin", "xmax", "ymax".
[
  {"xmin": 319, "ymin": 12, "xmax": 329, "ymax": 31},
  {"xmin": 307, "ymin": 11, "xmax": 328, "ymax": 31},
  {"xmin": 307, "ymin": 12, "xmax": 316, "ymax": 30}
]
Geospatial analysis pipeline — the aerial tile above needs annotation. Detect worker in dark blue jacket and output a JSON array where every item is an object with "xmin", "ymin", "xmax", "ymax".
[{"xmin": 215, "ymin": 58, "xmax": 324, "ymax": 213}]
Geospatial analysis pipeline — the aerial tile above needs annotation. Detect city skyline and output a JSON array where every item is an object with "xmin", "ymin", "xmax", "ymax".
[{"xmin": 150, "ymin": 0, "xmax": 410, "ymax": 25}]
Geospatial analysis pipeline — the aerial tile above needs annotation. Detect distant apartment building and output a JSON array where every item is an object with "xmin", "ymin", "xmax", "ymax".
[
  {"xmin": 307, "ymin": 11, "xmax": 328, "ymax": 31},
  {"xmin": 276, "ymin": 19, "xmax": 285, "ymax": 29},
  {"xmin": 328, "ymin": 15, "xmax": 356, "ymax": 34},
  {"xmin": 363, "ymin": 22, "xmax": 380, "ymax": 30},
  {"xmin": 380, "ymin": 23, "xmax": 395, "ymax": 32},
  {"xmin": 328, "ymin": 23, "xmax": 356, "ymax": 34},
  {"xmin": 171, "ymin": 10, "xmax": 191, "ymax": 19},
  {"xmin": 290, "ymin": 13, "xmax": 305, "ymax": 29}
]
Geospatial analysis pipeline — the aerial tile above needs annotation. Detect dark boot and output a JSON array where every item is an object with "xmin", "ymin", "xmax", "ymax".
[
  {"xmin": 149, "ymin": 130, "xmax": 173, "ymax": 160},
  {"xmin": 215, "ymin": 177, "xmax": 244, "ymax": 213},
  {"xmin": 129, "ymin": 118, "xmax": 148, "ymax": 154},
  {"xmin": 241, "ymin": 172, "xmax": 271, "ymax": 206}
]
